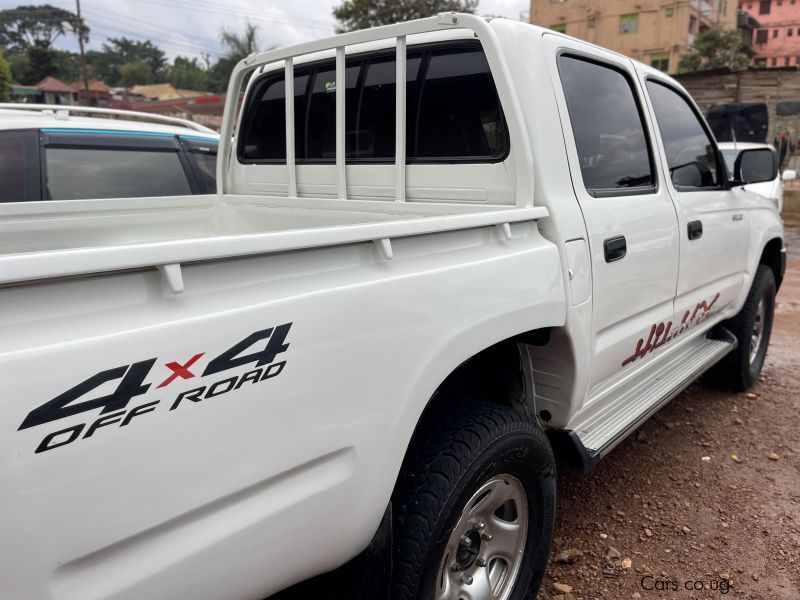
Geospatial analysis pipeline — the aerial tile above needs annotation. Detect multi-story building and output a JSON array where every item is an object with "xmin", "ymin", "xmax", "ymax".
[
  {"xmin": 742, "ymin": 0, "xmax": 800, "ymax": 67},
  {"xmin": 531, "ymin": 0, "xmax": 740, "ymax": 74}
]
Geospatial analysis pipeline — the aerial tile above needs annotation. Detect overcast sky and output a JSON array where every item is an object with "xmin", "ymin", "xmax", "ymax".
[{"xmin": 0, "ymin": 0, "xmax": 530, "ymax": 62}]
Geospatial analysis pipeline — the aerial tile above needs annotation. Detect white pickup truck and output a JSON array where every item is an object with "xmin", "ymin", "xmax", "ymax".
[{"xmin": 0, "ymin": 14, "xmax": 785, "ymax": 600}]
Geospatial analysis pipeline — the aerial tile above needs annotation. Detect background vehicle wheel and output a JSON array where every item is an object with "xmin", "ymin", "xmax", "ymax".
[
  {"xmin": 705, "ymin": 264, "xmax": 776, "ymax": 392},
  {"xmin": 391, "ymin": 401, "xmax": 556, "ymax": 600}
]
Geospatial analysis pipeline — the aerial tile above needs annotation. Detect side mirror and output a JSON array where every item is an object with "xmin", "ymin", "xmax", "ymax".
[
  {"xmin": 733, "ymin": 147, "xmax": 778, "ymax": 185},
  {"xmin": 782, "ymin": 169, "xmax": 797, "ymax": 182}
]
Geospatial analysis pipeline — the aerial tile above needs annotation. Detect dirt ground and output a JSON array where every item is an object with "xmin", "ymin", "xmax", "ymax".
[{"xmin": 537, "ymin": 216, "xmax": 800, "ymax": 599}]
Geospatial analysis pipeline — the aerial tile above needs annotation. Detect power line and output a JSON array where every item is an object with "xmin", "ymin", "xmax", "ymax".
[
  {"xmin": 89, "ymin": 25, "xmax": 224, "ymax": 58},
  {"xmin": 41, "ymin": 0, "xmax": 226, "ymax": 58},
  {"xmin": 23, "ymin": 0, "xmax": 337, "ymax": 63},
  {"xmin": 82, "ymin": 10, "xmax": 224, "ymax": 56},
  {"xmin": 130, "ymin": 0, "xmax": 334, "ymax": 31},
  {"xmin": 83, "ymin": 5, "xmax": 223, "ymax": 49}
]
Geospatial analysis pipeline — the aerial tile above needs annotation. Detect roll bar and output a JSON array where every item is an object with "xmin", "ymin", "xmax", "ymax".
[{"xmin": 218, "ymin": 13, "xmax": 534, "ymax": 208}]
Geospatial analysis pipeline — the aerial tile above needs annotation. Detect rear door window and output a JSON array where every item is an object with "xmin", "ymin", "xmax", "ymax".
[
  {"xmin": 0, "ymin": 129, "xmax": 41, "ymax": 202},
  {"xmin": 181, "ymin": 137, "xmax": 218, "ymax": 194},
  {"xmin": 558, "ymin": 55, "xmax": 656, "ymax": 196},
  {"xmin": 237, "ymin": 42, "xmax": 509, "ymax": 164},
  {"xmin": 41, "ymin": 131, "xmax": 193, "ymax": 200},
  {"xmin": 45, "ymin": 148, "xmax": 193, "ymax": 200}
]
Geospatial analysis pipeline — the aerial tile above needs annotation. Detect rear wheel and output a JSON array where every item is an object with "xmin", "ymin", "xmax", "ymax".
[
  {"xmin": 706, "ymin": 264, "xmax": 776, "ymax": 391},
  {"xmin": 391, "ymin": 402, "xmax": 556, "ymax": 600}
]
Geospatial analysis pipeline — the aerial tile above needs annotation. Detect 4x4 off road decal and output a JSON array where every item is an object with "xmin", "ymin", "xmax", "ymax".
[
  {"xmin": 18, "ymin": 323, "xmax": 292, "ymax": 454},
  {"xmin": 622, "ymin": 294, "xmax": 719, "ymax": 367}
]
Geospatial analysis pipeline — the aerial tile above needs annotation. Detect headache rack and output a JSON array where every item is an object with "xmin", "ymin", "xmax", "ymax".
[
  {"xmin": 0, "ymin": 103, "xmax": 217, "ymax": 134},
  {"xmin": 219, "ymin": 12, "xmax": 535, "ymax": 209}
]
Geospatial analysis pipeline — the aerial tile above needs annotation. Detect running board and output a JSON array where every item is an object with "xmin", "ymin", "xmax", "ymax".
[{"xmin": 566, "ymin": 330, "xmax": 736, "ymax": 465}]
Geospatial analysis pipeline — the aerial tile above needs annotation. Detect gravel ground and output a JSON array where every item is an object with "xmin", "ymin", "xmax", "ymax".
[{"xmin": 537, "ymin": 216, "xmax": 800, "ymax": 599}]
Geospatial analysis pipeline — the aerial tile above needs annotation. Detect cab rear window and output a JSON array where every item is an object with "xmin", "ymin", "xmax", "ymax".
[{"xmin": 238, "ymin": 42, "xmax": 509, "ymax": 164}]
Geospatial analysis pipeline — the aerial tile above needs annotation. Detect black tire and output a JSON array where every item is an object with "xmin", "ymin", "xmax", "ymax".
[
  {"xmin": 705, "ymin": 264, "xmax": 776, "ymax": 392},
  {"xmin": 391, "ymin": 401, "xmax": 556, "ymax": 600}
]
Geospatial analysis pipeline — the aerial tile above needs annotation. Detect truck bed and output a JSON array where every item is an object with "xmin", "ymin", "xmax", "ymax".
[{"xmin": 0, "ymin": 194, "xmax": 547, "ymax": 286}]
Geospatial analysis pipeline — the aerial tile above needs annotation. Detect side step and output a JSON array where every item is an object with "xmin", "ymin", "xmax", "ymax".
[{"xmin": 563, "ymin": 330, "xmax": 736, "ymax": 469}]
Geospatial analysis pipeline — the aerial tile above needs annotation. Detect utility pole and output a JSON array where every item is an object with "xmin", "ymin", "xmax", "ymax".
[{"xmin": 75, "ymin": 0, "xmax": 90, "ymax": 103}]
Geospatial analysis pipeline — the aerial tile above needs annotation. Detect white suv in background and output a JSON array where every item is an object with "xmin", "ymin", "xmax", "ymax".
[
  {"xmin": 719, "ymin": 141, "xmax": 796, "ymax": 212},
  {"xmin": 0, "ymin": 104, "xmax": 219, "ymax": 203}
]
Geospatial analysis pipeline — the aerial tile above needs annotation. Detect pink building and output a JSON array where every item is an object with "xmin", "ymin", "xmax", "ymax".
[{"xmin": 742, "ymin": 0, "xmax": 800, "ymax": 67}]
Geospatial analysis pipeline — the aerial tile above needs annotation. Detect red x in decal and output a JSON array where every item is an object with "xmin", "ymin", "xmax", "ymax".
[{"xmin": 157, "ymin": 353, "xmax": 205, "ymax": 388}]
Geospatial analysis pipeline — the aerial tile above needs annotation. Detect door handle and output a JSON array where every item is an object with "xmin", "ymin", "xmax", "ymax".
[
  {"xmin": 688, "ymin": 220, "xmax": 703, "ymax": 240},
  {"xmin": 604, "ymin": 235, "xmax": 627, "ymax": 262}
]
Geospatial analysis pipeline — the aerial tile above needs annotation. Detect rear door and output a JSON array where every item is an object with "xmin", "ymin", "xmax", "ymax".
[
  {"xmin": 640, "ymin": 75, "xmax": 749, "ymax": 329},
  {"xmin": 545, "ymin": 36, "xmax": 680, "ymax": 392}
]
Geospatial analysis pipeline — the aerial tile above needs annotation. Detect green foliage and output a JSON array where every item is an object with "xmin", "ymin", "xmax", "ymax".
[
  {"xmin": 0, "ymin": 4, "xmax": 88, "ymax": 51},
  {"xmin": 8, "ymin": 51, "xmax": 30, "ymax": 83},
  {"xmin": 0, "ymin": 50, "xmax": 12, "ymax": 101},
  {"xmin": 0, "ymin": 7, "xmax": 262, "ymax": 94},
  {"xmin": 209, "ymin": 21, "xmax": 259, "ymax": 92},
  {"xmin": 48, "ymin": 49, "xmax": 80, "ymax": 83},
  {"xmin": 6, "ymin": 47, "xmax": 80, "ymax": 85},
  {"xmin": 87, "ymin": 37, "xmax": 166, "ymax": 86},
  {"xmin": 678, "ymin": 26, "xmax": 750, "ymax": 73},
  {"xmin": 332, "ymin": 0, "xmax": 477, "ymax": 33},
  {"xmin": 119, "ymin": 61, "xmax": 153, "ymax": 87},
  {"xmin": 168, "ymin": 56, "xmax": 209, "ymax": 91}
]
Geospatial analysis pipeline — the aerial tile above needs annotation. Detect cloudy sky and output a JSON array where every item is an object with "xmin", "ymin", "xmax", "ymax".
[{"xmin": 0, "ymin": 0, "xmax": 530, "ymax": 62}]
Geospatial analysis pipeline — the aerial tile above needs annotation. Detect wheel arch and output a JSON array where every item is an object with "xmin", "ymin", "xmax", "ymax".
[{"xmin": 759, "ymin": 236, "xmax": 784, "ymax": 291}]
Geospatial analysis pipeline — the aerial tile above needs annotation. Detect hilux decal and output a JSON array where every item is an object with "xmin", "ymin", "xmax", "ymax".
[
  {"xmin": 622, "ymin": 294, "xmax": 719, "ymax": 366},
  {"xmin": 17, "ymin": 323, "xmax": 292, "ymax": 455}
]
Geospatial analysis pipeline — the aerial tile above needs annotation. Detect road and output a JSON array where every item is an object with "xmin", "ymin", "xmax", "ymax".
[{"xmin": 537, "ymin": 216, "xmax": 800, "ymax": 599}]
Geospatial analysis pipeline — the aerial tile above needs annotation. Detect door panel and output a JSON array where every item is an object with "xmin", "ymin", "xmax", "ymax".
[
  {"xmin": 544, "ymin": 36, "xmax": 680, "ymax": 393},
  {"xmin": 641, "ymin": 76, "xmax": 749, "ymax": 328}
]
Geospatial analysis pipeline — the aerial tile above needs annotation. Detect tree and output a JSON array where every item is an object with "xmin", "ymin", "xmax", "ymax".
[
  {"xmin": 0, "ymin": 4, "xmax": 88, "ymax": 52},
  {"xmin": 168, "ymin": 56, "xmax": 210, "ymax": 91},
  {"xmin": 0, "ymin": 50, "xmax": 11, "ymax": 102},
  {"xmin": 119, "ymin": 61, "xmax": 153, "ymax": 87},
  {"xmin": 25, "ymin": 45, "xmax": 55, "ymax": 82},
  {"xmin": 8, "ymin": 52, "xmax": 30, "ymax": 83},
  {"xmin": 678, "ymin": 26, "xmax": 750, "ymax": 73},
  {"xmin": 332, "ymin": 0, "xmax": 477, "ymax": 33},
  {"xmin": 87, "ymin": 37, "xmax": 166, "ymax": 86},
  {"xmin": 5, "ymin": 47, "xmax": 80, "ymax": 85},
  {"xmin": 209, "ymin": 22, "xmax": 259, "ymax": 92}
]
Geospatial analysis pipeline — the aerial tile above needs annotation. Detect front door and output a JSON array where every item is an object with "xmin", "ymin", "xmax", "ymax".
[
  {"xmin": 641, "ymin": 76, "xmax": 750, "ymax": 331},
  {"xmin": 545, "ymin": 36, "xmax": 680, "ymax": 394}
]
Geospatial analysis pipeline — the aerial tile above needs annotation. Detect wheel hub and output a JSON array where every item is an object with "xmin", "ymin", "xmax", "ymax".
[
  {"xmin": 454, "ymin": 530, "xmax": 482, "ymax": 570},
  {"xmin": 436, "ymin": 475, "xmax": 528, "ymax": 600},
  {"xmin": 750, "ymin": 297, "xmax": 765, "ymax": 364}
]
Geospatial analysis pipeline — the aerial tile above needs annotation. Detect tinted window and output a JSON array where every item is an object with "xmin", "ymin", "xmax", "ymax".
[
  {"xmin": 240, "ymin": 73, "xmax": 308, "ymax": 161},
  {"xmin": 558, "ymin": 56, "xmax": 655, "ymax": 195},
  {"xmin": 646, "ymin": 80, "xmax": 720, "ymax": 189},
  {"xmin": 353, "ymin": 55, "xmax": 422, "ymax": 159},
  {"xmin": 416, "ymin": 48, "xmax": 507, "ymax": 159},
  {"xmin": 45, "ymin": 148, "xmax": 192, "ymax": 200},
  {"xmin": 182, "ymin": 138, "xmax": 218, "ymax": 194},
  {"xmin": 721, "ymin": 149, "xmax": 737, "ymax": 172},
  {"xmin": 237, "ymin": 43, "xmax": 508, "ymax": 164},
  {"xmin": 306, "ymin": 63, "xmax": 360, "ymax": 159},
  {"xmin": 0, "ymin": 129, "xmax": 41, "ymax": 202}
]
